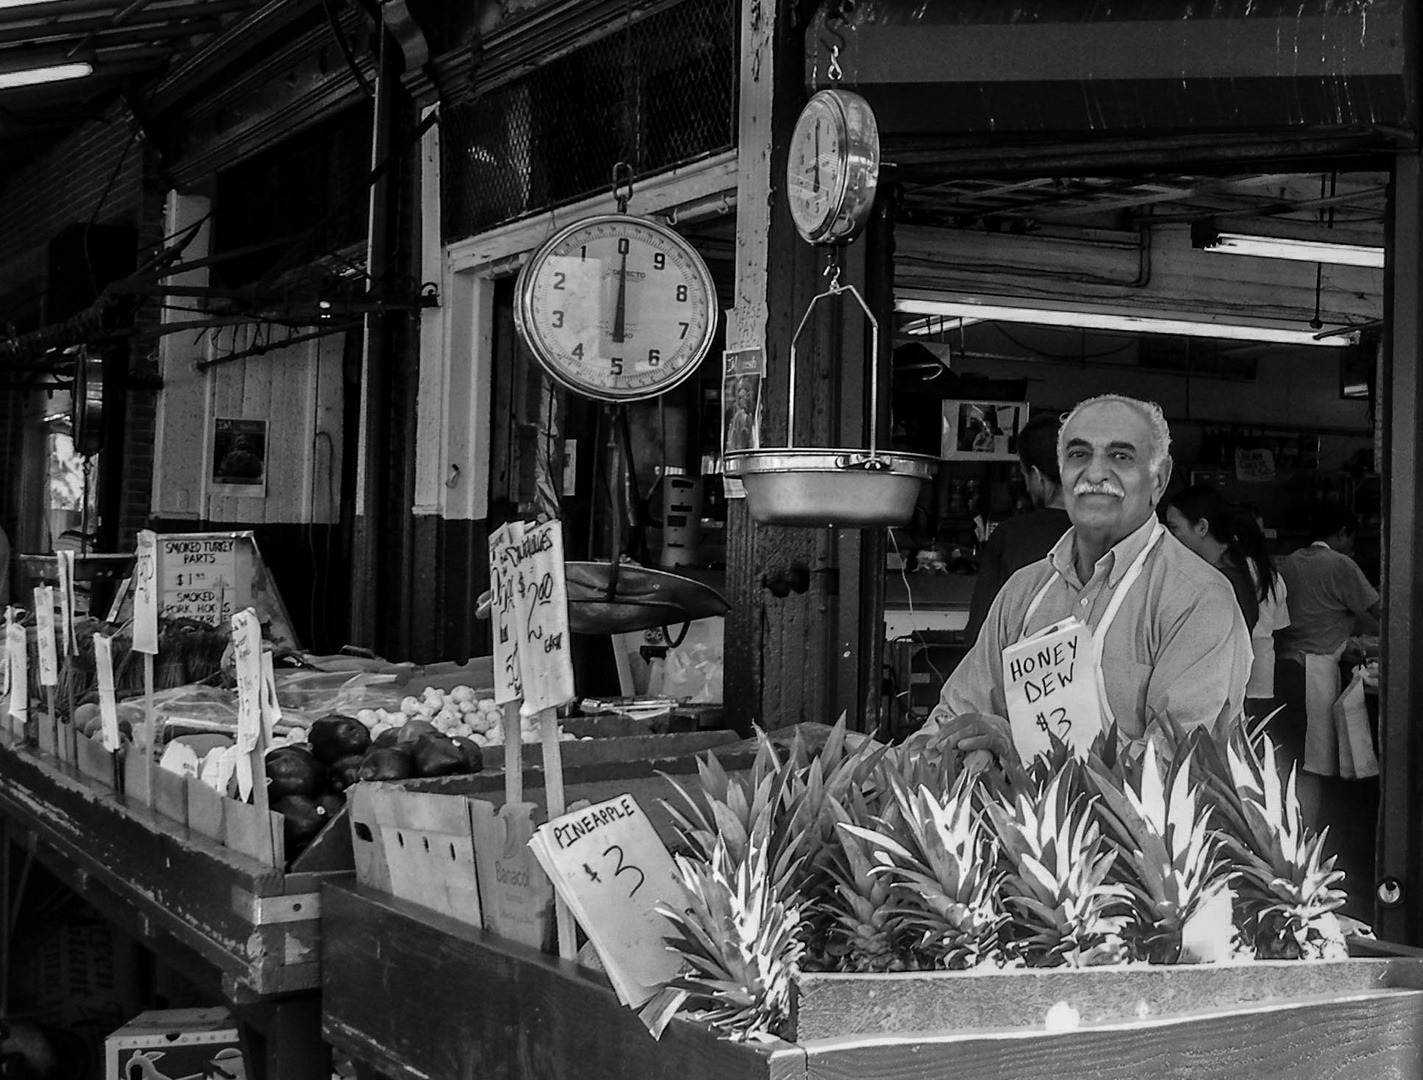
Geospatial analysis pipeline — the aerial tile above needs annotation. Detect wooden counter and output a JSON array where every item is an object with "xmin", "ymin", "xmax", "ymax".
[
  {"xmin": 0, "ymin": 733, "xmax": 330, "ymax": 1079},
  {"xmin": 322, "ymin": 878, "xmax": 1423, "ymax": 1080}
]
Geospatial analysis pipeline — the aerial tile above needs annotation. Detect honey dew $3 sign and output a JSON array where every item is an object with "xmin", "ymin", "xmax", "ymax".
[{"xmin": 514, "ymin": 214, "xmax": 718, "ymax": 402}]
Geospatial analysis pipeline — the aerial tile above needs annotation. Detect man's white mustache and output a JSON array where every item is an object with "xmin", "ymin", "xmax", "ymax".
[{"xmin": 1073, "ymin": 480, "xmax": 1125, "ymax": 498}]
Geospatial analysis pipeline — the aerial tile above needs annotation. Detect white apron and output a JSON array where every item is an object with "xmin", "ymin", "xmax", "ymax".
[
  {"xmin": 1018, "ymin": 523, "xmax": 1165, "ymax": 732},
  {"xmin": 1302, "ymin": 646, "xmax": 1346, "ymax": 776}
]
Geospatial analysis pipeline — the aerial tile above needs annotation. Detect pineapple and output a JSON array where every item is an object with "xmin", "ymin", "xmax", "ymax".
[
  {"xmin": 985, "ymin": 767, "xmax": 1131, "ymax": 967},
  {"xmin": 817, "ymin": 783, "xmax": 914, "ymax": 972},
  {"xmin": 840, "ymin": 770, "xmax": 1004, "ymax": 971},
  {"xmin": 1194, "ymin": 725, "xmax": 1347, "ymax": 960},
  {"xmin": 660, "ymin": 831, "xmax": 805, "ymax": 1040},
  {"xmin": 1089, "ymin": 739, "xmax": 1235, "ymax": 963}
]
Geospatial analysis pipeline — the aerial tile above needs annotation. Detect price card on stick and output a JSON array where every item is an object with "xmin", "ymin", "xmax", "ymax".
[
  {"xmin": 488, "ymin": 522, "xmax": 526, "ymax": 804},
  {"xmin": 496, "ymin": 520, "xmax": 578, "ymax": 958},
  {"xmin": 56, "ymin": 551, "xmax": 75, "ymax": 657},
  {"xmin": 132, "ymin": 530, "xmax": 159, "ymax": 655},
  {"xmin": 502, "ymin": 521, "xmax": 575, "ymax": 717},
  {"xmin": 529, "ymin": 794, "xmax": 687, "ymax": 1008},
  {"xmin": 1001, "ymin": 617, "xmax": 1103, "ymax": 761},
  {"xmin": 230, "ymin": 608, "xmax": 265, "ymax": 803},
  {"xmin": 93, "ymin": 634, "xmax": 121, "ymax": 752},
  {"xmin": 6, "ymin": 614, "xmax": 27, "ymax": 728},
  {"xmin": 34, "ymin": 587, "xmax": 57, "ymax": 688}
]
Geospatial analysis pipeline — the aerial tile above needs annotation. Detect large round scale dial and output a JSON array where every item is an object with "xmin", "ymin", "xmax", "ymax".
[
  {"xmin": 786, "ymin": 88, "xmax": 880, "ymax": 245},
  {"xmin": 514, "ymin": 214, "xmax": 718, "ymax": 402}
]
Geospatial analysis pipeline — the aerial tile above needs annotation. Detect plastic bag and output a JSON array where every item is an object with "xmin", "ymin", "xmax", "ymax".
[
  {"xmin": 659, "ymin": 619, "xmax": 723, "ymax": 704},
  {"xmin": 1333, "ymin": 670, "xmax": 1377, "ymax": 780}
]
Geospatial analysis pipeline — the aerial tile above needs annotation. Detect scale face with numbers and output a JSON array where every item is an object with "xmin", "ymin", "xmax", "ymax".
[{"xmin": 513, "ymin": 213, "xmax": 718, "ymax": 402}]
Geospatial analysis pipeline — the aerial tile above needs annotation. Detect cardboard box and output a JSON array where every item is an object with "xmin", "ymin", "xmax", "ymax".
[{"xmin": 106, "ymin": 1008, "xmax": 245, "ymax": 1080}]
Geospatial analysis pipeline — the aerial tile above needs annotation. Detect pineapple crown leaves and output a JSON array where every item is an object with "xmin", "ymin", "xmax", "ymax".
[
  {"xmin": 660, "ymin": 833, "xmax": 806, "ymax": 1041},
  {"xmin": 837, "ymin": 772, "xmax": 1005, "ymax": 955},
  {"xmin": 1087, "ymin": 739, "xmax": 1233, "ymax": 928},
  {"xmin": 984, "ymin": 770, "xmax": 1131, "ymax": 966}
]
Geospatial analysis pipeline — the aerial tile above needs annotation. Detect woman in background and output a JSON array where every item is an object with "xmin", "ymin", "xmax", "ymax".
[{"xmin": 1162, "ymin": 485, "xmax": 1286, "ymax": 729}]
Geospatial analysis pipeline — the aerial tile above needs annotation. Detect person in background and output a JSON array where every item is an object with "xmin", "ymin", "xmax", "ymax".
[
  {"xmin": 1160, "ymin": 484, "xmax": 1264, "ymax": 632},
  {"xmin": 1162, "ymin": 488, "xmax": 1290, "ymax": 741},
  {"xmin": 965, "ymin": 412, "xmax": 1070, "ymax": 643},
  {"xmin": 926, "ymin": 394, "xmax": 1252, "ymax": 760},
  {"xmin": 1276, "ymin": 505, "xmax": 1380, "ymax": 817}
]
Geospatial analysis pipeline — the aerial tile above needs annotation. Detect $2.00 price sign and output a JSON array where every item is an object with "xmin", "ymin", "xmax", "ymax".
[
  {"xmin": 492, "ymin": 521, "xmax": 574, "ymax": 716},
  {"xmin": 528, "ymin": 794, "xmax": 686, "ymax": 1008},
  {"xmin": 488, "ymin": 522, "xmax": 525, "ymax": 706}
]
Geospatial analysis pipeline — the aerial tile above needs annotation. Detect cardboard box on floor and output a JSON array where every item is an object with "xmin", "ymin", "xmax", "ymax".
[{"xmin": 106, "ymin": 1008, "xmax": 244, "ymax": 1080}]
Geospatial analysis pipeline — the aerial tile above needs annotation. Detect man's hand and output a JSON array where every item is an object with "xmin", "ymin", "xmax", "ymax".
[{"xmin": 933, "ymin": 710, "xmax": 1015, "ymax": 766}]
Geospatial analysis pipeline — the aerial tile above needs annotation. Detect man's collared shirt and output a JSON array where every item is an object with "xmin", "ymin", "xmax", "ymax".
[
  {"xmin": 940, "ymin": 515, "xmax": 1253, "ymax": 739},
  {"xmin": 1276, "ymin": 542, "xmax": 1379, "ymax": 663}
]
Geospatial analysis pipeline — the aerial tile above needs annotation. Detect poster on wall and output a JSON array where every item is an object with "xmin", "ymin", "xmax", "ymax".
[
  {"xmin": 941, "ymin": 400, "xmax": 1028, "ymax": 461},
  {"xmin": 211, "ymin": 417, "xmax": 268, "ymax": 494}
]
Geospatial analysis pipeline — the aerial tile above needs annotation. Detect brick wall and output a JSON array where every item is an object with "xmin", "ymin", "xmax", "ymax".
[{"xmin": 0, "ymin": 102, "xmax": 160, "ymax": 550}]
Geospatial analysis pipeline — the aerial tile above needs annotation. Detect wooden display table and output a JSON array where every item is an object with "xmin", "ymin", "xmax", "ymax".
[
  {"xmin": 322, "ymin": 879, "xmax": 1423, "ymax": 1080},
  {"xmin": 0, "ymin": 733, "xmax": 330, "ymax": 1079}
]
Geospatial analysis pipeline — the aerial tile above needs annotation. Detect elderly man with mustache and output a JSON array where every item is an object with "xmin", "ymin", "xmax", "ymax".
[{"xmin": 924, "ymin": 393, "xmax": 1253, "ymax": 762}]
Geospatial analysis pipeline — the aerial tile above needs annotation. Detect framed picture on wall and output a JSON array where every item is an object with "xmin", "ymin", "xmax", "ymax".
[{"xmin": 940, "ymin": 400, "xmax": 1028, "ymax": 461}]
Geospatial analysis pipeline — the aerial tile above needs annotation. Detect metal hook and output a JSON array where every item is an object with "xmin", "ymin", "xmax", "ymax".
[
  {"xmin": 829, "ymin": 43, "xmax": 842, "ymax": 81},
  {"xmin": 612, "ymin": 161, "xmax": 635, "ymax": 214}
]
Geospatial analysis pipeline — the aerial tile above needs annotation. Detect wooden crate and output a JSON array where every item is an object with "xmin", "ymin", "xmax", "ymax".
[{"xmin": 321, "ymin": 880, "xmax": 1423, "ymax": 1080}]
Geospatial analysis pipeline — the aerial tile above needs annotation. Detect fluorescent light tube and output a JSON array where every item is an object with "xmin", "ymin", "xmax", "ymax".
[
  {"xmin": 1205, "ymin": 232, "xmax": 1384, "ymax": 269},
  {"xmin": 894, "ymin": 296, "xmax": 1358, "ymax": 347},
  {"xmin": 0, "ymin": 61, "xmax": 91, "ymax": 89},
  {"xmin": 900, "ymin": 315, "xmax": 980, "ymax": 336}
]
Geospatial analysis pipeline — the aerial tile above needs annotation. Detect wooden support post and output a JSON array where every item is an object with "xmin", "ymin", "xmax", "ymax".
[
  {"xmin": 723, "ymin": 0, "xmax": 891, "ymax": 733},
  {"xmin": 1378, "ymin": 153, "xmax": 1423, "ymax": 945}
]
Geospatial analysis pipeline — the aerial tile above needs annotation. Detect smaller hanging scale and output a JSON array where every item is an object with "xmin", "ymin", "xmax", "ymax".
[
  {"xmin": 512, "ymin": 167, "xmax": 730, "ymax": 633},
  {"xmin": 723, "ymin": 87, "xmax": 938, "ymax": 527}
]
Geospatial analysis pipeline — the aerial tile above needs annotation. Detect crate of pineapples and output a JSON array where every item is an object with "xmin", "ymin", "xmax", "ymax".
[{"xmin": 646, "ymin": 715, "xmax": 1420, "ymax": 1048}]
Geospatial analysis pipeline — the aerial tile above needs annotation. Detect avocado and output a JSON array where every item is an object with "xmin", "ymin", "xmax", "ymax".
[
  {"xmin": 327, "ymin": 753, "xmax": 365, "ymax": 792},
  {"xmin": 372, "ymin": 727, "xmax": 401, "ymax": 749},
  {"xmin": 307, "ymin": 714, "xmax": 372, "ymax": 765},
  {"xmin": 447, "ymin": 736, "xmax": 485, "ymax": 775},
  {"xmin": 272, "ymin": 794, "xmax": 330, "ymax": 852},
  {"xmin": 411, "ymin": 734, "xmax": 470, "ymax": 778},
  {"xmin": 393, "ymin": 719, "xmax": 438, "ymax": 747},
  {"xmin": 265, "ymin": 745, "xmax": 325, "ymax": 799},
  {"xmin": 317, "ymin": 791, "xmax": 346, "ymax": 816},
  {"xmin": 356, "ymin": 746, "xmax": 416, "ymax": 782}
]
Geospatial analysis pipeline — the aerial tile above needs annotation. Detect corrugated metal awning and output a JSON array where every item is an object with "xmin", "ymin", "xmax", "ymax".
[{"xmin": 807, "ymin": 0, "xmax": 1414, "ymax": 139}]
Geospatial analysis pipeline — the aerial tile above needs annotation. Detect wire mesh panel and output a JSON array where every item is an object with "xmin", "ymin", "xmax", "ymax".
[{"xmin": 442, "ymin": 0, "xmax": 737, "ymax": 242}]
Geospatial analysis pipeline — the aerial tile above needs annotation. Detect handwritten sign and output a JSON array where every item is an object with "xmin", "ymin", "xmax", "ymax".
[
  {"xmin": 57, "ymin": 551, "xmax": 75, "ymax": 656},
  {"xmin": 93, "ymin": 634, "xmax": 121, "ymax": 751},
  {"xmin": 488, "ymin": 522, "xmax": 525, "ymax": 706},
  {"xmin": 132, "ymin": 529, "xmax": 159, "ymax": 654},
  {"xmin": 6, "ymin": 618, "xmax": 27, "ymax": 724},
  {"xmin": 1235, "ymin": 447, "xmax": 1276, "ymax": 483},
  {"xmin": 34, "ymin": 587, "xmax": 57, "ymax": 688},
  {"xmin": 495, "ymin": 521, "xmax": 575, "ymax": 716},
  {"xmin": 529, "ymin": 794, "xmax": 686, "ymax": 1008},
  {"xmin": 230, "ymin": 608, "xmax": 263, "ymax": 753},
  {"xmin": 158, "ymin": 535, "xmax": 238, "ymax": 625},
  {"xmin": 1002, "ymin": 617, "xmax": 1103, "ymax": 761}
]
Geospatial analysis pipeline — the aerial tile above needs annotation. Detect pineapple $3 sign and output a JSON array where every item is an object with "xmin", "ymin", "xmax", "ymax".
[{"xmin": 514, "ymin": 214, "xmax": 718, "ymax": 402}]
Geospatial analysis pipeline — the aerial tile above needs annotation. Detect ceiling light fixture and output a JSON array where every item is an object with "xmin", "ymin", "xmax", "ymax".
[
  {"xmin": 1201, "ymin": 231, "xmax": 1385, "ymax": 269},
  {"xmin": 0, "ymin": 60, "xmax": 92, "ymax": 90},
  {"xmin": 894, "ymin": 295, "xmax": 1359, "ymax": 348}
]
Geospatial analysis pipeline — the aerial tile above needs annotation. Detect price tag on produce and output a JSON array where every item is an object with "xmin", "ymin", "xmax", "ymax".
[
  {"xmin": 1001, "ymin": 616, "xmax": 1103, "ymax": 761},
  {"xmin": 497, "ymin": 520, "xmax": 574, "ymax": 717},
  {"xmin": 488, "ymin": 522, "xmax": 525, "ymax": 706},
  {"xmin": 56, "ymin": 550, "xmax": 75, "ymax": 656},
  {"xmin": 528, "ymin": 794, "xmax": 687, "ymax": 1008},
  {"xmin": 230, "ymin": 608, "xmax": 263, "ymax": 753},
  {"xmin": 33, "ymin": 587, "xmax": 57, "ymax": 688},
  {"xmin": 93, "ymin": 634, "xmax": 120, "ymax": 751},
  {"xmin": 132, "ymin": 529, "xmax": 159, "ymax": 655},
  {"xmin": 6, "ymin": 614, "xmax": 27, "ymax": 724}
]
